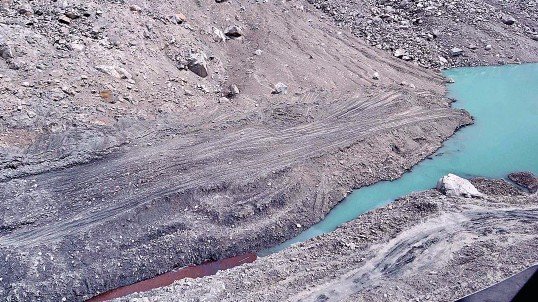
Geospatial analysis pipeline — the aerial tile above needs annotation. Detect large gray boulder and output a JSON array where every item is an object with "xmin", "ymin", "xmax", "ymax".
[{"xmin": 437, "ymin": 174, "xmax": 484, "ymax": 198}]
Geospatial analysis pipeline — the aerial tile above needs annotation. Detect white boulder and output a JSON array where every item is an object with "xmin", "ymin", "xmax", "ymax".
[{"xmin": 436, "ymin": 174, "xmax": 484, "ymax": 198}]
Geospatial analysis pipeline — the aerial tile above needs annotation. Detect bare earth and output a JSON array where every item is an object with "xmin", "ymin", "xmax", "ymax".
[
  {"xmin": 121, "ymin": 179, "xmax": 538, "ymax": 302},
  {"xmin": 0, "ymin": 0, "xmax": 537, "ymax": 301}
]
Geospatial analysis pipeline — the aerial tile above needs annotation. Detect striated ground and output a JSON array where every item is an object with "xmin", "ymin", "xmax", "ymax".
[
  {"xmin": 122, "ymin": 179, "xmax": 538, "ymax": 302},
  {"xmin": 0, "ymin": 0, "xmax": 536, "ymax": 301}
]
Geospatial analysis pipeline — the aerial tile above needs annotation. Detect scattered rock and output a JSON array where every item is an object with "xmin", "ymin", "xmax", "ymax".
[
  {"xmin": 95, "ymin": 65, "xmax": 131, "ymax": 80},
  {"xmin": 508, "ymin": 172, "xmax": 538, "ymax": 193},
  {"xmin": 58, "ymin": 15, "xmax": 71, "ymax": 25},
  {"xmin": 272, "ymin": 82, "xmax": 288, "ymax": 94},
  {"xmin": 18, "ymin": 4, "xmax": 33, "ymax": 16},
  {"xmin": 99, "ymin": 90, "xmax": 115, "ymax": 103},
  {"xmin": 0, "ymin": 43, "xmax": 13, "ymax": 60},
  {"xmin": 212, "ymin": 27, "xmax": 226, "ymax": 43},
  {"xmin": 64, "ymin": 11, "xmax": 81, "ymax": 20},
  {"xmin": 130, "ymin": 5, "xmax": 142, "ymax": 12},
  {"xmin": 450, "ymin": 48, "xmax": 464, "ymax": 57},
  {"xmin": 437, "ymin": 174, "xmax": 484, "ymax": 198},
  {"xmin": 224, "ymin": 25, "xmax": 243, "ymax": 38},
  {"xmin": 500, "ymin": 14, "xmax": 516, "ymax": 25},
  {"xmin": 187, "ymin": 52, "xmax": 209, "ymax": 78},
  {"xmin": 170, "ymin": 13, "xmax": 186, "ymax": 25},
  {"xmin": 227, "ymin": 84, "xmax": 240, "ymax": 98},
  {"xmin": 393, "ymin": 48, "xmax": 406, "ymax": 58}
]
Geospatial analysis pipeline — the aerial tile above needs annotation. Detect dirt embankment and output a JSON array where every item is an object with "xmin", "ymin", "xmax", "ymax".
[
  {"xmin": 0, "ymin": 0, "xmax": 536, "ymax": 301},
  {"xmin": 121, "ymin": 178, "xmax": 538, "ymax": 302}
]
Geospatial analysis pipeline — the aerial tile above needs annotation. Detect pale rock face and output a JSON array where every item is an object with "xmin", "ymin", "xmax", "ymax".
[{"xmin": 437, "ymin": 174, "xmax": 484, "ymax": 198}]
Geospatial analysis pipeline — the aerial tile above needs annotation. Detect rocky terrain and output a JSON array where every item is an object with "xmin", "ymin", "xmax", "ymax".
[
  {"xmin": 308, "ymin": 0, "xmax": 538, "ymax": 68},
  {"xmin": 0, "ymin": 0, "xmax": 536, "ymax": 301},
  {"xmin": 121, "ymin": 177, "xmax": 538, "ymax": 302}
]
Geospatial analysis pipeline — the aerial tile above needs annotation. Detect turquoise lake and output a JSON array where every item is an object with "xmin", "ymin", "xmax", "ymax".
[{"xmin": 261, "ymin": 63, "xmax": 538, "ymax": 256}]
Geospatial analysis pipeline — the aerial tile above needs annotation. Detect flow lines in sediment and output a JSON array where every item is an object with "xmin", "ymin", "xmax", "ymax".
[{"xmin": 0, "ymin": 93, "xmax": 463, "ymax": 248}]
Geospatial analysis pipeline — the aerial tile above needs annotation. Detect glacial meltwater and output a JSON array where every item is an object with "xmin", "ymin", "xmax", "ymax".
[{"xmin": 261, "ymin": 63, "xmax": 538, "ymax": 256}]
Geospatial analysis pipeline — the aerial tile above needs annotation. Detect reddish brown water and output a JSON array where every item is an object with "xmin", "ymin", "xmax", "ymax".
[{"xmin": 87, "ymin": 253, "xmax": 257, "ymax": 302}]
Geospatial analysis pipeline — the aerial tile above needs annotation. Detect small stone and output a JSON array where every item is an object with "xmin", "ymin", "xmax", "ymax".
[
  {"xmin": 18, "ymin": 4, "xmax": 33, "ymax": 16},
  {"xmin": 212, "ymin": 27, "xmax": 226, "ymax": 42},
  {"xmin": 99, "ymin": 90, "xmax": 114, "ymax": 103},
  {"xmin": 296, "ymin": 223, "xmax": 302, "ymax": 228},
  {"xmin": 254, "ymin": 49, "xmax": 263, "ymax": 56},
  {"xmin": 485, "ymin": 44, "xmax": 492, "ymax": 51},
  {"xmin": 187, "ymin": 52, "xmax": 209, "ymax": 78},
  {"xmin": 130, "ymin": 5, "xmax": 142, "ymax": 12},
  {"xmin": 1, "ymin": 44, "xmax": 13, "ymax": 59},
  {"xmin": 224, "ymin": 25, "xmax": 243, "ymax": 38},
  {"xmin": 500, "ymin": 14, "xmax": 516, "ymax": 25},
  {"xmin": 227, "ymin": 84, "xmax": 240, "ymax": 97},
  {"xmin": 272, "ymin": 82, "xmax": 288, "ymax": 94},
  {"xmin": 468, "ymin": 44, "xmax": 477, "ymax": 50},
  {"xmin": 58, "ymin": 15, "xmax": 71, "ymax": 25},
  {"xmin": 393, "ymin": 48, "xmax": 406, "ymax": 58},
  {"xmin": 372, "ymin": 72, "xmax": 380, "ymax": 80},
  {"xmin": 64, "ymin": 11, "xmax": 80, "ymax": 19},
  {"xmin": 450, "ymin": 47, "xmax": 463, "ymax": 57},
  {"xmin": 70, "ymin": 43, "xmax": 85, "ymax": 51},
  {"xmin": 439, "ymin": 56, "xmax": 448, "ymax": 65},
  {"xmin": 95, "ymin": 65, "xmax": 122, "ymax": 79},
  {"xmin": 170, "ymin": 13, "xmax": 186, "ymax": 24}
]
